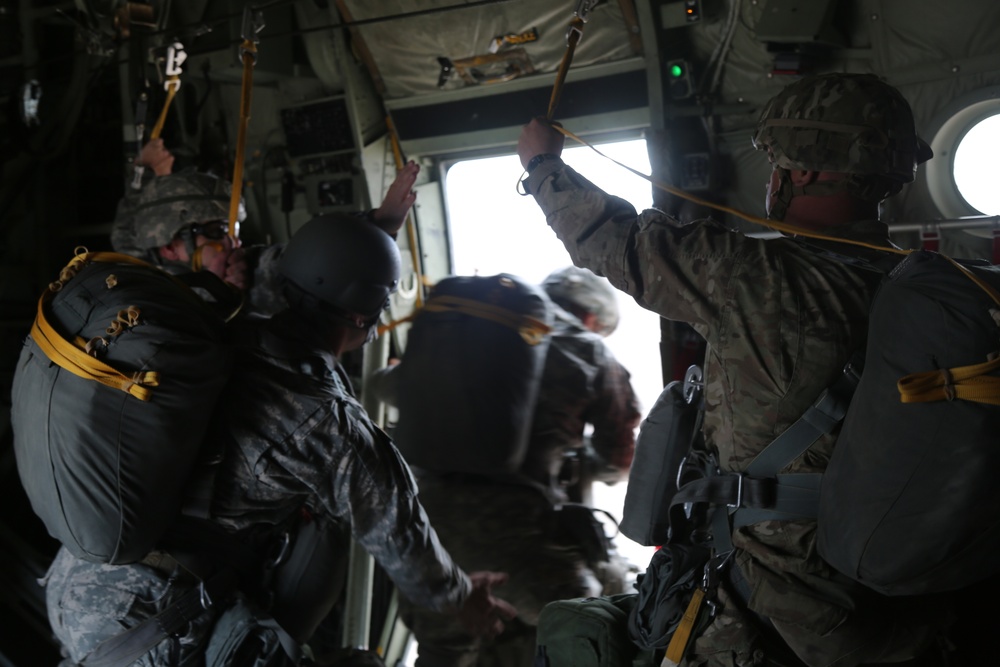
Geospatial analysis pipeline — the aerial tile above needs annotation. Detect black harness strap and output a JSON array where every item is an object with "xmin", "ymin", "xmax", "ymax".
[
  {"xmin": 670, "ymin": 354, "xmax": 862, "ymax": 533},
  {"xmin": 80, "ymin": 569, "xmax": 238, "ymax": 667}
]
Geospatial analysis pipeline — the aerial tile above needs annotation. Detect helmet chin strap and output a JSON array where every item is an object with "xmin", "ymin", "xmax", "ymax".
[
  {"xmin": 189, "ymin": 242, "xmax": 226, "ymax": 272},
  {"xmin": 767, "ymin": 168, "xmax": 889, "ymax": 221}
]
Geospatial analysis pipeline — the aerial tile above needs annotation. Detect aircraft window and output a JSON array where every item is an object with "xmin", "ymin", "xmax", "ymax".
[
  {"xmin": 953, "ymin": 114, "xmax": 1000, "ymax": 215},
  {"xmin": 925, "ymin": 91, "xmax": 1000, "ymax": 220},
  {"xmin": 445, "ymin": 139, "xmax": 659, "ymax": 571}
]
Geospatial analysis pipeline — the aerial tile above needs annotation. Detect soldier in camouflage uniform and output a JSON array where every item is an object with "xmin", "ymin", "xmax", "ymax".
[
  {"xmin": 43, "ymin": 213, "xmax": 517, "ymax": 666},
  {"xmin": 384, "ymin": 266, "xmax": 641, "ymax": 667},
  {"xmin": 111, "ymin": 161, "xmax": 422, "ymax": 318},
  {"xmin": 518, "ymin": 74, "xmax": 954, "ymax": 666}
]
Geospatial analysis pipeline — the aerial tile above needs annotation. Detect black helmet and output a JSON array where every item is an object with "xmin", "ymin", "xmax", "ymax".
[{"xmin": 279, "ymin": 214, "xmax": 400, "ymax": 319}]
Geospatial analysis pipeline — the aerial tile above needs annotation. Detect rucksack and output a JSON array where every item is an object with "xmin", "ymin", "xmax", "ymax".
[
  {"xmin": 392, "ymin": 273, "xmax": 553, "ymax": 474},
  {"xmin": 10, "ymin": 250, "xmax": 234, "ymax": 564}
]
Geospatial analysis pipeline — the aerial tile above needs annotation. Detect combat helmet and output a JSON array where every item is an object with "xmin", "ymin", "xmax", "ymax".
[
  {"xmin": 542, "ymin": 266, "xmax": 620, "ymax": 336},
  {"xmin": 128, "ymin": 171, "xmax": 246, "ymax": 251},
  {"xmin": 752, "ymin": 73, "xmax": 932, "ymax": 217},
  {"xmin": 279, "ymin": 214, "xmax": 400, "ymax": 323}
]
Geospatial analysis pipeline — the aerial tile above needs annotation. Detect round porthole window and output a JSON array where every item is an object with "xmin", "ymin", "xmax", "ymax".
[
  {"xmin": 952, "ymin": 114, "xmax": 1000, "ymax": 215},
  {"xmin": 924, "ymin": 91, "xmax": 1000, "ymax": 225}
]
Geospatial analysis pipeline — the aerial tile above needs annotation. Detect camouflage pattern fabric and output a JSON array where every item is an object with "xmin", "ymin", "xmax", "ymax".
[
  {"xmin": 522, "ymin": 161, "xmax": 953, "ymax": 666},
  {"xmin": 244, "ymin": 243, "xmax": 290, "ymax": 317},
  {"xmin": 43, "ymin": 547, "xmax": 217, "ymax": 666},
  {"xmin": 128, "ymin": 171, "xmax": 243, "ymax": 250},
  {"xmin": 399, "ymin": 477, "xmax": 604, "ymax": 667},
  {"xmin": 752, "ymin": 73, "xmax": 930, "ymax": 183},
  {"xmin": 397, "ymin": 310, "xmax": 640, "ymax": 667},
  {"xmin": 198, "ymin": 311, "xmax": 471, "ymax": 616},
  {"xmin": 542, "ymin": 265, "xmax": 621, "ymax": 335},
  {"xmin": 519, "ymin": 305, "xmax": 641, "ymax": 494}
]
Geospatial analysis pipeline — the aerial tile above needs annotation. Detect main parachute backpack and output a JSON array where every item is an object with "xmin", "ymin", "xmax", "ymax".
[
  {"xmin": 632, "ymin": 248, "xmax": 1000, "ymax": 603},
  {"xmin": 11, "ymin": 250, "xmax": 234, "ymax": 564},
  {"xmin": 818, "ymin": 250, "xmax": 1000, "ymax": 595},
  {"xmin": 392, "ymin": 273, "xmax": 553, "ymax": 474}
]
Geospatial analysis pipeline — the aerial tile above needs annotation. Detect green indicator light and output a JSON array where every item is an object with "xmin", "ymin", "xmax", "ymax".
[{"xmin": 670, "ymin": 63, "xmax": 684, "ymax": 77}]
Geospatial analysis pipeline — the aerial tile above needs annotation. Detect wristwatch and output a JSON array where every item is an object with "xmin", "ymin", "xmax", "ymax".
[{"xmin": 525, "ymin": 153, "xmax": 561, "ymax": 174}]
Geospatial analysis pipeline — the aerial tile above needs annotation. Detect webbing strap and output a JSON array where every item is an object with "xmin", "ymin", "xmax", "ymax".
[
  {"xmin": 665, "ymin": 587, "xmax": 705, "ymax": 664},
  {"xmin": 547, "ymin": 16, "xmax": 584, "ymax": 121},
  {"xmin": 420, "ymin": 295, "xmax": 553, "ymax": 345},
  {"xmin": 228, "ymin": 42, "xmax": 255, "ymax": 241},
  {"xmin": 32, "ymin": 299, "xmax": 158, "ymax": 401},
  {"xmin": 745, "ymin": 360, "xmax": 860, "ymax": 477},
  {"xmin": 29, "ymin": 249, "xmax": 216, "ymax": 401},
  {"xmin": 670, "ymin": 359, "xmax": 860, "ymax": 527},
  {"xmin": 898, "ymin": 356, "xmax": 1000, "ymax": 406},
  {"xmin": 30, "ymin": 251, "xmax": 171, "ymax": 401},
  {"xmin": 80, "ymin": 569, "xmax": 238, "ymax": 667},
  {"xmin": 149, "ymin": 75, "xmax": 179, "ymax": 140}
]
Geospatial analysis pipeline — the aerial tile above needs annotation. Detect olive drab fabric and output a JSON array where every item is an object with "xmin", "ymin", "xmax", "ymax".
[
  {"xmin": 523, "ymin": 159, "xmax": 951, "ymax": 665},
  {"xmin": 11, "ymin": 254, "xmax": 231, "ymax": 564},
  {"xmin": 393, "ymin": 273, "xmax": 553, "ymax": 474},
  {"xmin": 819, "ymin": 250, "xmax": 1000, "ymax": 595},
  {"xmin": 535, "ymin": 594, "xmax": 655, "ymax": 667}
]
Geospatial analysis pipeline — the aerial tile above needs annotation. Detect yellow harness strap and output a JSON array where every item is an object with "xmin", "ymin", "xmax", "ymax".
[
  {"xmin": 547, "ymin": 15, "xmax": 584, "ymax": 121},
  {"xmin": 898, "ymin": 357, "xmax": 1000, "ymax": 406},
  {"xmin": 27, "ymin": 249, "xmax": 198, "ymax": 401},
  {"xmin": 421, "ymin": 294, "xmax": 552, "ymax": 346},
  {"xmin": 228, "ymin": 40, "xmax": 255, "ymax": 242},
  {"xmin": 380, "ymin": 294, "xmax": 552, "ymax": 345},
  {"xmin": 664, "ymin": 588, "xmax": 705, "ymax": 665},
  {"xmin": 149, "ymin": 74, "xmax": 180, "ymax": 140}
]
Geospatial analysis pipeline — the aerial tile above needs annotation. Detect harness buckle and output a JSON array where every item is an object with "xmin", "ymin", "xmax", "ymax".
[
  {"xmin": 727, "ymin": 474, "xmax": 743, "ymax": 510},
  {"xmin": 198, "ymin": 581, "xmax": 213, "ymax": 610},
  {"xmin": 265, "ymin": 532, "xmax": 291, "ymax": 569}
]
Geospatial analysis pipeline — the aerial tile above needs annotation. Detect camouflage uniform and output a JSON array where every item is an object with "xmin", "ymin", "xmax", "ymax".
[
  {"xmin": 395, "ymin": 303, "xmax": 641, "ymax": 667},
  {"xmin": 520, "ymin": 161, "xmax": 951, "ymax": 665},
  {"xmin": 43, "ymin": 311, "xmax": 471, "ymax": 665}
]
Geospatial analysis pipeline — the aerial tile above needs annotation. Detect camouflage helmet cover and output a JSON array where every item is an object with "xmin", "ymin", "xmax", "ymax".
[
  {"xmin": 752, "ymin": 73, "xmax": 932, "ymax": 183},
  {"xmin": 129, "ymin": 171, "xmax": 246, "ymax": 250},
  {"xmin": 542, "ymin": 265, "xmax": 620, "ymax": 336}
]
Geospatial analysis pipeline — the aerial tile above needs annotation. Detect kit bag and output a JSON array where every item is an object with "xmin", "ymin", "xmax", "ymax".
[
  {"xmin": 10, "ymin": 251, "xmax": 233, "ymax": 564},
  {"xmin": 818, "ymin": 250, "xmax": 1000, "ymax": 595},
  {"xmin": 393, "ymin": 273, "xmax": 553, "ymax": 474},
  {"xmin": 619, "ymin": 373, "xmax": 705, "ymax": 546},
  {"xmin": 534, "ymin": 594, "xmax": 656, "ymax": 667}
]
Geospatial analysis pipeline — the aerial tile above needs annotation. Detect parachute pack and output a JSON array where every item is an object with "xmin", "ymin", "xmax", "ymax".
[
  {"xmin": 392, "ymin": 273, "xmax": 553, "ymax": 475},
  {"xmin": 622, "ymin": 248, "xmax": 1000, "ymax": 598},
  {"xmin": 10, "ymin": 250, "xmax": 234, "ymax": 564}
]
